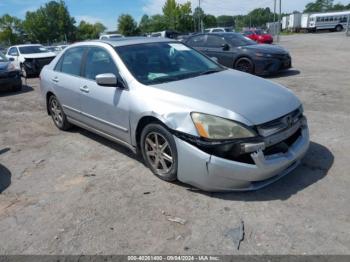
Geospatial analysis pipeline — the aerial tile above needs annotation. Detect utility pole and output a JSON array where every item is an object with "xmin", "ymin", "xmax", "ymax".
[
  {"xmin": 198, "ymin": 0, "xmax": 203, "ymax": 32},
  {"xmin": 273, "ymin": 0, "xmax": 276, "ymax": 36},
  {"xmin": 346, "ymin": 14, "xmax": 350, "ymax": 36},
  {"xmin": 277, "ymin": 0, "xmax": 281, "ymax": 42}
]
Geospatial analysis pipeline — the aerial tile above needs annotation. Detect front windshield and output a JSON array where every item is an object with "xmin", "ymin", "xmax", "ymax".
[
  {"xmin": 255, "ymin": 30, "xmax": 264, "ymax": 35},
  {"xmin": 19, "ymin": 45, "xmax": 50, "ymax": 54},
  {"xmin": 116, "ymin": 42, "xmax": 224, "ymax": 85},
  {"xmin": 227, "ymin": 34, "xmax": 257, "ymax": 46},
  {"xmin": 0, "ymin": 52, "xmax": 8, "ymax": 62}
]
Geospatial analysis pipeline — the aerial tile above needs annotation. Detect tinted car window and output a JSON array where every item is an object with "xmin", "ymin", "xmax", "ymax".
[
  {"xmin": 18, "ymin": 46, "xmax": 49, "ymax": 54},
  {"xmin": 186, "ymin": 35, "xmax": 206, "ymax": 47},
  {"xmin": 0, "ymin": 52, "xmax": 8, "ymax": 61},
  {"xmin": 206, "ymin": 35, "xmax": 227, "ymax": 48},
  {"xmin": 84, "ymin": 47, "xmax": 118, "ymax": 80},
  {"xmin": 60, "ymin": 47, "xmax": 85, "ymax": 76},
  {"xmin": 8, "ymin": 47, "xmax": 18, "ymax": 56},
  {"xmin": 212, "ymin": 29, "xmax": 223, "ymax": 32}
]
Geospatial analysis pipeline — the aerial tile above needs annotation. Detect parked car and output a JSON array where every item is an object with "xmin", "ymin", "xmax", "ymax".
[
  {"xmin": 47, "ymin": 45, "xmax": 68, "ymax": 55},
  {"xmin": 185, "ymin": 32, "xmax": 291, "ymax": 76},
  {"xmin": 0, "ymin": 52, "xmax": 22, "ymax": 91},
  {"xmin": 205, "ymin": 27, "xmax": 235, "ymax": 33},
  {"xmin": 40, "ymin": 37, "xmax": 309, "ymax": 191},
  {"xmin": 243, "ymin": 29, "xmax": 273, "ymax": 44},
  {"xmin": 99, "ymin": 34, "xmax": 123, "ymax": 40},
  {"xmin": 150, "ymin": 30, "xmax": 180, "ymax": 39},
  {"xmin": 6, "ymin": 44, "xmax": 56, "ymax": 77}
]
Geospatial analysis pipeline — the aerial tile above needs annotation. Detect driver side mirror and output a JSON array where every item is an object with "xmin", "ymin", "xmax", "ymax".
[
  {"xmin": 96, "ymin": 73, "xmax": 126, "ymax": 89},
  {"xmin": 221, "ymin": 43, "xmax": 230, "ymax": 51},
  {"xmin": 9, "ymin": 57, "xmax": 15, "ymax": 61}
]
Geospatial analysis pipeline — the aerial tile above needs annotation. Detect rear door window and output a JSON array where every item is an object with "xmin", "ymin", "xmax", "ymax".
[
  {"xmin": 60, "ymin": 47, "xmax": 85, "ymax": 76},
  {"xmin": 186, "ymin": 35, "xmax": 206, "ymax": 47},
  {"xmin": 205, "ymin": 35, "xmax": 227, "ymax": 48}
]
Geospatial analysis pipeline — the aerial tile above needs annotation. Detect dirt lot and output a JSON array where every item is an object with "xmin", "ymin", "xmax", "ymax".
[{"xmin": 0, "ymin": 32, "xmax": 349, "ymax": 255}]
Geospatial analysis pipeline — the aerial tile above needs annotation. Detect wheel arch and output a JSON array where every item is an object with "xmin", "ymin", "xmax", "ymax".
[{"xmin": 134, "ymin": 115, "xmax": 167, "ymax": 151}]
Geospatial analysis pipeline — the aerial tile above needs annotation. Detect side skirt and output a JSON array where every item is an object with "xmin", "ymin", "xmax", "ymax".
[{"xmin": 67, "ymin": 116, "xmax": 137, "ymax": 154}]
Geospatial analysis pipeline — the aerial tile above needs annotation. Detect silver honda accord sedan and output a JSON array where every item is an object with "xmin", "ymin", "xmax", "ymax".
[{"xmin": 40, "ymin": 37, "xmax": 309, "ymax": 191}]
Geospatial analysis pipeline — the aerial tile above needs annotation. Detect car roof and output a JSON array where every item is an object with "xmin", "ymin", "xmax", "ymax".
[
  {"xmin": 190, "ymin": 32, "xmax": 241, "ymax": 37},
  {"xmin": 92, "ymin": 37, "xmax": 176, "ymax": 47},
  {"xmin": 12, "ymin": 44, "xmax": 42, "ymax": 47}
]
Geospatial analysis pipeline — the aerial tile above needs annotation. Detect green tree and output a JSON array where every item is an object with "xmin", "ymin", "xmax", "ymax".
[
  {"xmin": 139, "ymin": 14, "xmax": 151, "ymax": 33},
  {"xmin": 0, "ymin": 14, "xmax": 24, "ymax": 45},
  {"xmin": 203, "ymin": 15, "xmax": 217, "ymax": 28},
  {"xmin": 76, "ymin": 21, "xmax": 106, "ymax": 40},
  {"xmin": 216, "ymin": 15, "xmax": 235, "ymax": 27},
  {"xmin": 162, "ymin": 0, "xmax": 179, "ymax": 30},
  {"xmin": 118, "ymin": 14, "xmax": 139, "ymax": 36},
  {"xmin": 304, "ymin": 0, "xmax": 334, "ymax": 12},
  {"xmin": 23, "ymin": 0, "xmax": 75, "ymax": 43},
  {"xmin": 148, "ymin": 15, "xmax": 168, "ymax": 32},
  {"xmin": 193, "ymin": 6, "xmax": 204, "ymax": 31},
  {"xmin": 177, "ymin": 2, "xmax": 192, "ymax": 32}
]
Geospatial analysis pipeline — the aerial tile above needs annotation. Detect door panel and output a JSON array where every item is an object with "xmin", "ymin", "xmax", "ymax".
[
  {"xmin": 79, "ymin": 81, "xmax": 130, "ymax": 143},
  {"xmin": 204, "ymin": 35, "xmax": 234, "ymax": 67},
  {"xmin": 52, "ymin": 46, "xmax": 86, "ymax": 120},
  {"xmin": 53, "ymin": 72, "xmax": 83, "ymax": 120},
  {"xmin": 79, "ymin": 46, "xmax": 130, "ymax": 143}
]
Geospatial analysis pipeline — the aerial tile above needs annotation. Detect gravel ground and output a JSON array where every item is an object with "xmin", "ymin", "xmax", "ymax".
[{"xmin": 0, "ymin": 32, "xmax": 349, "ymax": 255}]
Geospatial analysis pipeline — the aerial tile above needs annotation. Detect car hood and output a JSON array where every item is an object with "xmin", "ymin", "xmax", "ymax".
[
  {"xmin": 0, "ymin": 61, "xmax": 10, "ymax": 71},
  {"xmin": 22, "ymin": 52, "xmax": 56, "ymax": 59},
  {"xmin": 152, "ymin": 69, "xmax": 300, "ymax": 125},
  {"xmin": 243, "ymin": 44, "xmax": 288, "ymax": 54}
]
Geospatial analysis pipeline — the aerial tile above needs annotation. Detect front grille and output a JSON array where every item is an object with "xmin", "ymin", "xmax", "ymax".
[
  {"xmin": 35, "ymin": 57, "xmax": 54, "ymax": 67},
  {"xmin": 257, "ymin": 108, "xmax": 303, "ymax": 137}
]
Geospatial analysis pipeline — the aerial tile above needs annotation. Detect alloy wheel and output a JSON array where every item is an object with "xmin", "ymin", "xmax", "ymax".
[
  {"xmin": 144, "ymin": 132, "xmax": 174, "ymax": 175},
  {"xmin": 50, "ymin": 97, "xmax": 63, "ymax": 127}
]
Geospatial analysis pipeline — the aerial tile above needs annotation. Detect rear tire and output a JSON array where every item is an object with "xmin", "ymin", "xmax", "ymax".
[
  {"xmin": 140, "ymin": 123, "xmax": 178, "ymax": 182},
  {"xmin": 335, "ymin": 25, "xmax": 343, "ymax": 32},
  {"xmin": 48, "ymin": 95, "xmax": 72, "ymax": 130},
  {"xmin": 235, "ymin": 58, "xmax": 254, "ymax": 74}
]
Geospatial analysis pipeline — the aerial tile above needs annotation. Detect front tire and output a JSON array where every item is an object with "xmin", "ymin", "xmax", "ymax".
[
  {"xmin": 20, "ymin": 64, "xmax": 28, "ymax": 78},
  {"xmin": 140, "ymin": 123, "xmax": 178, "ymax": 182},
  {"xmin": 235, "ymin": 58, "xmax": 254, "ymax": 74},
  {"xmin": 48, "ymin": 95, "xmax": 71, "ymax": 130}
]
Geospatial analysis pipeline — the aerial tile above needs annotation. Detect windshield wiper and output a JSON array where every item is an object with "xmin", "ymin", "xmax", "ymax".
[{"xmin": 197, "ymin": 69, "xmax": 223, "ymax": 76}]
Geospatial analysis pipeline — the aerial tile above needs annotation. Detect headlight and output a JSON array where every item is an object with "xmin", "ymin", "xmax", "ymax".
[
  {"xmin": 255, "ymin": 52, "xmax": 272, "ymax": 58},
  {"xmin": 191, "ymin": 112, "xmax": 256, "ymax": 140},
  {"xmin": 7, "ymin": 63, "xmax": 16, "ymax": 71}
]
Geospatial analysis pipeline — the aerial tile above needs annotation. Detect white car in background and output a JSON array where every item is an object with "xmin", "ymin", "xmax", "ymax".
[
  {"xmin": 204, "ymin": 27, "xmax": 235, "ymax": 33},
  {"xmin": 6, "ymin": 44, "xmax": 56, "ymax": 77},
  {"xmin": 47, "ymin": 45, "xmax": 68, "ymax": 55},
  {"xmin": 99, "ymin": 34, "xmax": 123, "ymax": 40}
]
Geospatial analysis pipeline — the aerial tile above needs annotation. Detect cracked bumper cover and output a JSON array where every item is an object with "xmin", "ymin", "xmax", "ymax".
[{"xmin": 175, "ymin": 126, "xmax": 309, "ymax": 192}]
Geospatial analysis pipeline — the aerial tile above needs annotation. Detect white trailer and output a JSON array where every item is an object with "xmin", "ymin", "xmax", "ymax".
[
  {"xmin": 288, "ymin": 13, "xmax": 302, "ymax": 30},
  {"xmin": 288, "ymin": 13, "xmax": 302, "ymax": 31},
  {"xmin": 282, "ymin": 16, "xmax": 289, "ymax": 30},
  {"xmin": 301, "ymin": 13, "xmax": 311, "ymax": 29}
]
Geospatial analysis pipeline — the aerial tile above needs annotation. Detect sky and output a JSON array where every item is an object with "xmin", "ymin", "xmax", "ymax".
[{"xmin": 1, "ymin": 0, "xmax": 350, "ymax": 31}]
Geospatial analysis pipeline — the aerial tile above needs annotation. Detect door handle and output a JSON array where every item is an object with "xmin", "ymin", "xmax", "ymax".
[
  {"xmin": 80, "ymin": 85, "xmax": 89, "ymax": 93},
  {"xmin": 52, "ymin": 77, "xmax": 59, "ymax": 83}
]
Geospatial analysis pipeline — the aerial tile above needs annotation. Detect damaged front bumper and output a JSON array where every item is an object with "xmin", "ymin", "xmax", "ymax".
[{"xmin": 174, "ymin": 120, "xmax": 310, "ymax": 192}]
